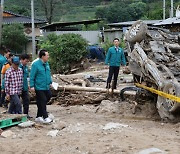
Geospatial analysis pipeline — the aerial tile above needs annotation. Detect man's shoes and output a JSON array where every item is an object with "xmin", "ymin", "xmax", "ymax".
[
  {"xmin": 35, "ymin": 117, "xmax": 44, "ymax": 123},
  {"xmin": 43, "ymin": 117, "xmax": 52, "ymax": 124}
]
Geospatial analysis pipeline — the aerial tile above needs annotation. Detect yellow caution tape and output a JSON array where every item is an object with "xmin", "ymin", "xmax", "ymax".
[{"xmin": 135, "ymin": 83, "xmax": 180, "ymax": 103}]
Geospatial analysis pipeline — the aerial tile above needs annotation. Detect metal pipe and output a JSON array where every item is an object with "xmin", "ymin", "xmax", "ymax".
[
  {"xmin": 170, "ymin": 0, "xmax": 174, "ymax": 18},
  {"xmin": 163, "ymin": 0, "xmax": 166, "ymax": 20},
  {"xmin": 0, "ymin": 0, "xmax": 4, "ymax": 47},
  {"xmin": 31, "ymin": 0, "xmax": 36, "ymax": 59}
]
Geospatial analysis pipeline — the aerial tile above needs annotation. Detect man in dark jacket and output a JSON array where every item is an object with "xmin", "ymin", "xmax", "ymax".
[{"xmin": 105, "ymin": 38, "xmax": 126, "ymax": 89}]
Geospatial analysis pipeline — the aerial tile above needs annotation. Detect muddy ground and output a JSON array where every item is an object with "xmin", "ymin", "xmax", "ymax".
[{"xmin": 0, "ymin": 63, "xmax": 180, "ymax": 154}]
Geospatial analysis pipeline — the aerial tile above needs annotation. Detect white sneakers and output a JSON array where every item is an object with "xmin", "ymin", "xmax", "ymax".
[
  {"xmin": 44, "ymin": 117, "xmax": 52, "ymax": 124},
  {"xmin": 35, "ymin": 116, "xmax": 53, "ymax": 124},
  {"xmin": 35, "ymin": 117, "xmax": 45, "ymax": 123}
]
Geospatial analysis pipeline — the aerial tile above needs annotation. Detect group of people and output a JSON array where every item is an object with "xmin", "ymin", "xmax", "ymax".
[
  {"xmin": 0, "ymin": 48, "xmax": 53, "ymax": 124},
  {"xmin": 0, "ymin": 38, "xmax": 125, "ymax": 125}
]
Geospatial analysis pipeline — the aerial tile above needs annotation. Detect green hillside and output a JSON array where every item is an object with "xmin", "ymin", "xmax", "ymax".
[{"xmin": 3, "ymin": 0, "xmax": 180, "ymax": 23}]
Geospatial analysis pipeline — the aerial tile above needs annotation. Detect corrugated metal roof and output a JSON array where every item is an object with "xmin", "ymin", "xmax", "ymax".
[
  {"xmin": 3, "ymin": 10, "xmax": 46, "ymax": 24},
  {"xmin": 108, "ymin": 20, "xmax": 162, "ymax": 26},
  {"xmin": 153, "ymin": 17, "xmax": 180, "ymax": 25},
  {"xmin": 40, "ymin": 19, "xmax": 101, "ymax": 29},
  {"xmin": 3, "ymin": 16, "xmax": 46, "ymax": 24}
]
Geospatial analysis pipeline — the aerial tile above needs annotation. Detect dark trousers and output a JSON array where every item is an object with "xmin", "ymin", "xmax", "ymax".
[
  {"xmin": 35, "ymin": 90, "xmax": 52, "ymax": 119},
  {"xmin": 106, "ymin": 66, "xmax": 120, "ymax": 89},
  {"xmin": 21, "ymin": 91, "xmax": 30, "ymax": 115},
  {"xmin": 8, "ymin": 94, "xmax": 22, "ymax": 114},
  {"xmin": 1, "ymin": 91, "xmax": 6, "ymax": 106}
]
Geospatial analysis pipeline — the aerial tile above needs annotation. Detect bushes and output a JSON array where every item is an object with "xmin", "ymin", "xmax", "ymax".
[
  {"xmin": 39, "ymin": 33, "xmax": 88, "ymax": 73},
  {"xmin": 2, "ymin": 24, "xmax": 28, "ymax": 53}
]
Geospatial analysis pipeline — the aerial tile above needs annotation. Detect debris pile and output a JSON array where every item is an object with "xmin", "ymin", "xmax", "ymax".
[{"xmin": 125, "ymin": 20, "xmax": 180, "ymax": 120}]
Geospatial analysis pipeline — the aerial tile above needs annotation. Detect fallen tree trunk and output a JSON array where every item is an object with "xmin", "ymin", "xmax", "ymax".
[{"xmin": 57, "ymin": 85, "xmax": 135, "ymax": 94}]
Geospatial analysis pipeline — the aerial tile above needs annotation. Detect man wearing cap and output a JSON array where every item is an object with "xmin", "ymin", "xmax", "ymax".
[{"xmin": 5, "ymin": 56, "xmax": 23, "ymax": 114}]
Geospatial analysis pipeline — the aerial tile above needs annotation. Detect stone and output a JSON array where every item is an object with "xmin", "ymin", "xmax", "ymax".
[
  {"xmin": 18, "ymin": 121, "xmax": 35, "ymax": 128},
  {"xmin": 96, "ymin": 100, "xmax": 120, "ymax": 114},
  {"xmin": 1, "ymin": 130, "xmax": 15, "ymax": 138},
  {"xmin": 52, "ymin": 121, "xmax": 66, "ymax": 130},
  {"xmin": 47, "ymin": 130, "xmax": 59, "ymax": 137}
]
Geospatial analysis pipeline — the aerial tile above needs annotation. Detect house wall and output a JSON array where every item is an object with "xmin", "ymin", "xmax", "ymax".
[
  {"xmin": 24, "ymin": 27, "xmax": 42, "ymax": 55},
  {"xmin": 43, "ymin": 31, "xmax": 100, "ymax": 45},
  {"xmin": 104, "ymin": 30, "xmax": 123, "ymax": 42}
]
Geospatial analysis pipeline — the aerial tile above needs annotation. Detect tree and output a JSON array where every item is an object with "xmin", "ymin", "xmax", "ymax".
[
  {"xmin": 5, "ymin": 5, "xmax": 30, "ymax": 16},
  {"xmin": 39, "ymin": 33, "xmax": 88, "ymax": 73},
  {"xmin": 128, "ymin": 2, "xmax": 146, "ymax": 20},
  {"xmin": 95, "ymin": 7, "xmax": 107, "ymax": 19},
  {"xmin": 38, "ymin": 0, "xmax": 63, "ymax": 24},
  {"xmin": 2, "ymin": 24, "xmax": 28, "ymax": 53},
  {"xmin": 95, "ymin": 1, "xmax": 147, "ymax": 23}
]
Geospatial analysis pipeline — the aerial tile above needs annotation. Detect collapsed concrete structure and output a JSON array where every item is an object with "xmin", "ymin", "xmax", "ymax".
[{"xmin": 125, "ymin": 20, "xmax": 180, "ymax": 120}]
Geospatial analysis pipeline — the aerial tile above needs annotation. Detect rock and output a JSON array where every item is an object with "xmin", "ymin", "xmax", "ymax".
[
  {"xmin": 47, "ymin": 130, "xmax": 59, "ymax": 137},
  {"xmin": 138, "ymin": 148, "xmax": 166, "ymax": 154},
  {"xmin": 96, "ymin": 100, "xmax": 120, "ymax": 114},
  {"xmin": 52, "ymin": 121, "xmax": 66, "ymax": 130},
  {"xmin": 103, "ymin": 122, "xmax": 129, "ymax": 130},
  {"xmin": 18, "ymin": 121, "xmax": 35, "ymax": 128},
  {"xmin": 1, "ymin": 130, "xmax": 15, "ymax": 138}
]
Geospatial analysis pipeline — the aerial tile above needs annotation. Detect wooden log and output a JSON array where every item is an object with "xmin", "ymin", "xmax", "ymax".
[{"xmin": 57, "ymin": 85, "xmax": 135, "ymax": 95}]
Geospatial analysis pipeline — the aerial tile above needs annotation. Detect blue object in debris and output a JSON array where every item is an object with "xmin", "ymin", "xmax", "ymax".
[{"xmin": 87, "ymin": 45, "xmax": 105, "ymax": 62}]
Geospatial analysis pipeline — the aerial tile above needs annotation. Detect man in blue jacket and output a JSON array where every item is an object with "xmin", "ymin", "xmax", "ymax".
[
  {"xmin": 30, "ymin": 49, "xmax": 52, "ymax": 124},
  {"xmin": 105, "ymin": 38, "xmax": 126, "ymax": 89}
]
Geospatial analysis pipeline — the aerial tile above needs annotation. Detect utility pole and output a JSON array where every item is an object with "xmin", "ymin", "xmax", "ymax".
[
  {"xmin": 170, "ymin": 0, "xmax": 174, "ymax": 18},
  {"xmin": 0, "ymin": 0, "xmax": 4, "ymax": 47},
  {"xmin": 163, "ymin": 0, "xmax": 166, "ymax": 20},
  {"xmin": 31, "ymin": 0, "xmax": 36, "ymax": 60}
]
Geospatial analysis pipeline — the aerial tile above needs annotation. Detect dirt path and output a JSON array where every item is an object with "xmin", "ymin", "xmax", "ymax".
[
  {"xmin": 0, "ymin": 104, "xmax": 179, "ymax": 154},
  {"xmin": 0, "ymin": 64, "xmax": 179, "ymax": 154}
]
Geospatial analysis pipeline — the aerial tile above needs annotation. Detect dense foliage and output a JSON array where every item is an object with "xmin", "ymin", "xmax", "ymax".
[
  {"xmin": 39, "ymin": 33, "xmax": 88, "ymax": 73},
  {"xmin": 4, "ymin": 0, "xmax": 180, "ymax": 23},
  {"xmin": 2, "ymin": 24, "xmax": 28, "ymax": 53}
]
